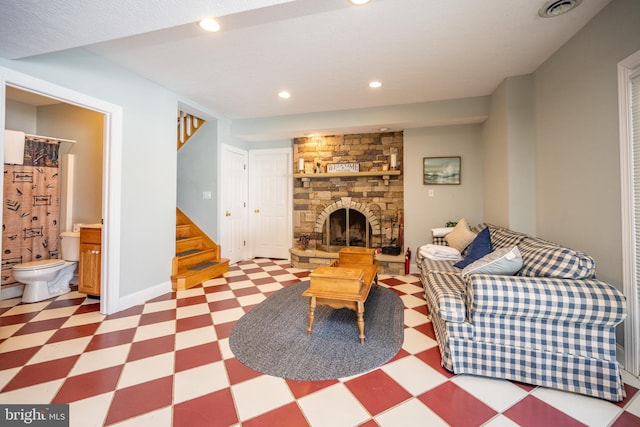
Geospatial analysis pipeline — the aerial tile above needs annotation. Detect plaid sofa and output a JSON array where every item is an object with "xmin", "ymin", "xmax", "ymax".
[{"xmin": 418, "ymin": 224, "xmax": 627, "ymax": 401}]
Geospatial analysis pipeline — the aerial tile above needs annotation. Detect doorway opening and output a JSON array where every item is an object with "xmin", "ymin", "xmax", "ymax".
[{"xmin": 1, "ymin": 67, "xmax": 123, "ymax": 314}]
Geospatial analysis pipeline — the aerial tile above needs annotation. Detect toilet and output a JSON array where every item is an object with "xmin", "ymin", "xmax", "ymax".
[{"xmin": 13, "ymin": 231, "xmax": 80, "ymax": 303}]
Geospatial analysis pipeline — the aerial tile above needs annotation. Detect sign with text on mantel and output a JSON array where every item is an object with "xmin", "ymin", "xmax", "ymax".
[{"xmin": 326, "ymin": 162, "xmax": 359, "ymax": 173}]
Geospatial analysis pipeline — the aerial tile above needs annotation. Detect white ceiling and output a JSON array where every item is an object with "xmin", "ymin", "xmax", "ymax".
[{"xmin": 1, "ymin": 0, "xmax": 612, "ymax": 139}]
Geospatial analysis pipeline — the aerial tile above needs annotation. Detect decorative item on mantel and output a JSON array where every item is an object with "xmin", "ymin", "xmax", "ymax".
[
  {"xmin": 298, "ymin": 157, "xmax": 305, "ymax": 174},
  {"xmin": 298, "ymin": 234, "xmax": 310, "ymax": 250},
  {"xmin": 314, "ymin": 158, "xmax": 322, "ymax": 174},
  {"xmin": 327, "ymin": 162, "xmax": 359, "ymax": 173},
  {"xmin": 390, "ymin": 147, "xmax": 398, "ymax": 170}
]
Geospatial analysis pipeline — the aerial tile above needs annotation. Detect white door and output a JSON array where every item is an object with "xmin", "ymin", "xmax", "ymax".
[
  {"xmin": 220, "ymin": 145, "xmax": 248, "ymax": 264},
  {"xmin": 249, "ymin": 148, "xmax": 292, "ymax": 259}
]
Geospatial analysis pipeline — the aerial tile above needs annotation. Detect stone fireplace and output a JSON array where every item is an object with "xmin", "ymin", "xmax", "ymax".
[{"xmin": 290, "ymin": 132, "xmax": 405, "ymax": 274}]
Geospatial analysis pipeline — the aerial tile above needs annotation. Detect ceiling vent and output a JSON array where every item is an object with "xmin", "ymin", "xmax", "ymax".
[{"xmin": 538, "ymin": 0, "xmax": 582, "ymax": 18}]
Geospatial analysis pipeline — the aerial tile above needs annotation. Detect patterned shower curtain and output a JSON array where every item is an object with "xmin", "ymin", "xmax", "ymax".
[{"xmin": 2, "ymin": 136, "xmax": 61, "ymax": 289}]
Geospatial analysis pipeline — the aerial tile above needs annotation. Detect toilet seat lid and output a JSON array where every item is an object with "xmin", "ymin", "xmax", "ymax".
[{"xmin": 13, "ymin": 259, "xmax": 65, "ymax": 271}]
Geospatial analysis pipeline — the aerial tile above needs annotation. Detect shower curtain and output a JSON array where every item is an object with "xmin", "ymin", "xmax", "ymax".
[{"xmin": 2, "ymin": 135, "xmax": 61, "ymax": 290}]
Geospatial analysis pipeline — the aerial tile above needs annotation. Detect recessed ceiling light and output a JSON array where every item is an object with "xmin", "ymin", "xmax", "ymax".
[
  {"xmin": 278, "ymin": 91, "xmax": 291, "ymax": 99},
  {"xmin": 369, "ymin": 81, "xmax": 382, "ymax": 89},
  {"xmin": 379, "ymin": 127, "xmax": 389, "ymax": 132},
  {"xmin": 198, "ymin": 18, "xmax": 221, "ymax": 32},
  {"xmin": 538, "ymin": 0, "xmax": 582, "ymax": 18},
  {"xmin": 349, "ymin": 0, "xmax": 371, "ymax": 5}
]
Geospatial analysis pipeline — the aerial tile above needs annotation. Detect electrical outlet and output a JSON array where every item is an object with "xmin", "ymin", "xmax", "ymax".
[{"xmin": 428, "ymin": 189, "xmax": 434, "ymax": 197}]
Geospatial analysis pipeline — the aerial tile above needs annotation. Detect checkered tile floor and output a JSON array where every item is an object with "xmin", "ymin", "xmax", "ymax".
[{"xmin": 1, "ymin": 258, "xmax": 639, "ymax": 426}]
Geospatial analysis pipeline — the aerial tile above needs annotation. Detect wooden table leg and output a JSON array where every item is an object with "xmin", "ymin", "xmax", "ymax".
[
  {"xmin": 307, "ymin": 296, "xmax": 316, "ymax": 336},
  {"xmin": 357, "ymin": 301, "xmax": 365, "ymax": 344}
]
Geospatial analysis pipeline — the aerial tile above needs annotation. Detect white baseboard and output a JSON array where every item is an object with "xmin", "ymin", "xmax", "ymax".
[{"xmin": 117, "ymin": 280, "xmax": 172, "ymax": 312}]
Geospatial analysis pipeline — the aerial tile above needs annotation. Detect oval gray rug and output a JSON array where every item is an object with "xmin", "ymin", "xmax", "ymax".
[{"xmin": 229, "ymin": 280, "xmax": 404, "ymax": 381}]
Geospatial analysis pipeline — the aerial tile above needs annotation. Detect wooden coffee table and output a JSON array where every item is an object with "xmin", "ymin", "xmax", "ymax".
[{"xmin": 302, "ymin": 248, "xmax": 379, "ymax": 344}]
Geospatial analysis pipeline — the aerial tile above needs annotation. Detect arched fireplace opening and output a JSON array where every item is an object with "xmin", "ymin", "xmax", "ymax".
[
  {"xmin": 313, "ymin": 197, "xmax": 382, "ymax": 253},
  {"xmin": 327, "ymin": 208, "xmax": 370, "ymax": 248}
]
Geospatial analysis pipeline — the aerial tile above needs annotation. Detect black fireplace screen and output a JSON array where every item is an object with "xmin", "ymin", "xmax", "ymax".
[{"xmin": 320, "ymin": 208, "xmax": 371, "ymax": 251}]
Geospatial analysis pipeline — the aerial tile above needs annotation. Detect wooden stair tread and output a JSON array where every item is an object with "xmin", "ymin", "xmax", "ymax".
[
  {"xmin": 174, "ymin": 258, "xmax": 229, "ymax": 274},
  {"xmin": 173, "ymin": 208, "xmax": 228, "ymax": 291},
  {"xmin": 176, "ymin": 248, "xmax": 219, "ymax": 266},
  {"xmin": 172, "ymin": 258, "xmax": 230, "ymax": 291},
  {"xmin": 177, "ymin": 236, "xmax": 201, "ymax": 242},
  {"xmin": 188, "ymin": 261, "xmax": 220, "ymax": 271},
  {"xmin": 176, "ymin": 248, "xmax": 204, "ymax": 257}
]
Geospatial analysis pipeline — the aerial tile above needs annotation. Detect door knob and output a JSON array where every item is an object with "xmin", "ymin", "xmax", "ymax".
[
  {"xmin": 225, "ymin": 211, "xmax": 231, "ymax": 217},
  {"xmin": 254, "ymin": 209, "xmax": 260, "ymax": 213}
]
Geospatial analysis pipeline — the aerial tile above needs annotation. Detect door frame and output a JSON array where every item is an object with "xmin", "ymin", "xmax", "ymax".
[
  {"xmin": 0, "ymin": 66, "xmax": 122, "ymax": 315},
  {"xmin": 618, "ymin": 49, "xmax": 640, "ymax": 376}
]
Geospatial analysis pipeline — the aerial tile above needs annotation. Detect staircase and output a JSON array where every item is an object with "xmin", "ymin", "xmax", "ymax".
[
  {"xmin": 172, "ymin": 209, "xmax": 229, "ymax": 291},
  {"xmin": 177, "ymin": 111, "xmax": 205, "ymax": 151}
]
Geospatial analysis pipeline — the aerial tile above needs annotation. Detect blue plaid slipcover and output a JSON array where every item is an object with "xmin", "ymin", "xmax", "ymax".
[{"xmin": 419, "ymin": 224, "xmax": 627, "ymax": 402}]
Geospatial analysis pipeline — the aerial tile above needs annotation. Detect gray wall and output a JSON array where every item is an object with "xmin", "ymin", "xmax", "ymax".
[
  {"xmin": 247, "ymin": 139, "xmax": 291, "ymax": 150},
  {"xmin": 533, "ymin": 0, "xmax": 640, "ymax": 287},
  {"xmin": 482, "ymin": 81, "xmax": 510, "ymax": 228},
  {"xmin": 404, "ymin": 124, "xmax": 485, "ymax": 258},
  {"xmin": 36, "ymin": 103, "xmax": 103, "ymax": 229},
  {"xmin": 177, "ymin": 120, "xmax": 219, "ymax": 240},
  {"xmin": 506, "ymin": 75, "xmax": 535, "ymax": 235},
  {"xmin": 5, "ymin": 99, "xmax": 36, "ymax": 133},
  {"xmin": 482, "ymin": 75, "xmax": 535, "ymax": 235}
]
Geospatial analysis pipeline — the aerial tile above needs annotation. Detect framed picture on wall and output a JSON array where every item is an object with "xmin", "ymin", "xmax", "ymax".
[{"xmin": 423, "ymin": 156, "xmax": 461, "ymax": 185}]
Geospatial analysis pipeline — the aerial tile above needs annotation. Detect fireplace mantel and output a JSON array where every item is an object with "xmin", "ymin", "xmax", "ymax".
[{"xmin": 294, "ymin": 169, "xmax": 400, "ymax": 186}]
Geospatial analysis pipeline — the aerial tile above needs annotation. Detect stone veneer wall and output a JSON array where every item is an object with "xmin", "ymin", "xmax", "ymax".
[{"xmin": 293, "ymin": 132, "xmax": 404, "ymax": 250}]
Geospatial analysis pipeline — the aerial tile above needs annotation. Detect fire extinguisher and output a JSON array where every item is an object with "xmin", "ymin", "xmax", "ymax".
[{"xmin": 405, "ymin": 247, "xmax": 411, "ymax": 275}]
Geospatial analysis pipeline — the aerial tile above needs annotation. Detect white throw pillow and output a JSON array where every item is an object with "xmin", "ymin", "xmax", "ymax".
[
  {"xmin": 431, "ymin": 227, "xmax": 454, "ymax": 238},
  {"xmin": 461, "ymin": 246, "xmax": 522, "ymax": 277}
]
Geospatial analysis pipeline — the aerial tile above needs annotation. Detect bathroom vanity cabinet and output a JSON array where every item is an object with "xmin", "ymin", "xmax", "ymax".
[{"xmin": 79, "ymin": 227, "xmax": 101, "ymax": 296}]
